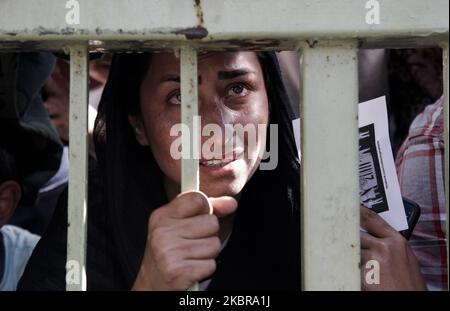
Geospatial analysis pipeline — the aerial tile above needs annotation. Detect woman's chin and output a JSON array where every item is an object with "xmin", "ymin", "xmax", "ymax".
[{"xmin": 200, "ymin": 179, "xmax": 247, "ymax": 198}]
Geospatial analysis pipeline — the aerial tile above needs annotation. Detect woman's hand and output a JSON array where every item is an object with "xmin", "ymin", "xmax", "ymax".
[
  {"xmin": 132, "ymin": 191, "xmax": 237, "ymax": 291},
  {"xmin": 360, "ymin": 206, "xmax": 427, "ymax": 291}
]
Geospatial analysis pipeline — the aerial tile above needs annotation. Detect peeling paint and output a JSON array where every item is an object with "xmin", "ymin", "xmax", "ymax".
[
  {"xmin": 0, "ymin": 27, "xmax": 194, "ymax": 38},
  {"xmin": 194, "ymin": 0, "xmax": 205, "ymax": 26},
  {"xmin": 306, "ymin": 39, "xmax": 318, "ymax": 48},
  {"xmin": 170, "ymin": 0, "xmax": 209, "ymax": 40}
]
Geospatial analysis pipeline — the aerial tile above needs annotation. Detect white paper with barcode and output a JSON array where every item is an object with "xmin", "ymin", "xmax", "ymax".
[
  {"xmin": 292, "ymin": 96, "xmax": 408, "ymax": 231},
  {"xmin": 358, "ymin": 96, "xmax": 408, "ymax": 231}
]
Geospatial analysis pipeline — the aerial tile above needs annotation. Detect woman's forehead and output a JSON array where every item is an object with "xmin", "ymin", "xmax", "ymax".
[{"xmin": 148, "ymin": 51, "xmax": 260, "ymax": 75}]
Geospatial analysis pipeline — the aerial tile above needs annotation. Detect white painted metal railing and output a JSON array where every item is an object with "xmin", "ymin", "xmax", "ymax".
[{"xmin": 0, "ymin": 0, "xmax": 448, "ymax": 291}]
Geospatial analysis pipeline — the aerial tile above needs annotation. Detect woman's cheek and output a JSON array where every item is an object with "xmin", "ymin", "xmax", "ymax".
[{"xmin": 146, "ymin": 119, "xmax": 176, "ymax": 163}]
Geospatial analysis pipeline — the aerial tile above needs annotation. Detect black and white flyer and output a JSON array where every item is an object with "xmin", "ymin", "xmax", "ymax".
[
  {"xmin": 292, "ymin": 96, "xmax": 408, "ymax": 231},
  {"xmin": 359, "ymin": 96, "xmax": 408, "ymax": 231}
]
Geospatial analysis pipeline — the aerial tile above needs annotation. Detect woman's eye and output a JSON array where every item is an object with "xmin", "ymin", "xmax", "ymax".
[
  {"xmin": 168, "ymin": 92, "xmax": 181, "ymax": 105},
  {"xmin": 227, "ymin": 83, "xmax": 248, "ymax": 96}
]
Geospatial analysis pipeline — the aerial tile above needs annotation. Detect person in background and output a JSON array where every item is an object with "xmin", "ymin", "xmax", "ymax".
[
  {"xmin": 1, "ymin": 52, "xmax": 63, "ymax": 236},
  {"xmin": 0, "ymin": 145, "xmax": 40, "ymax": 291},
  {"xmin": 1, "ymin": 52, "xmax": 64, "ymax": 290},
  {"xmin": 396, "ymin": 95, "xmax": 447, "ymax": 291},
  {"xmin": 389, "ymin": 48, "xmax": 443, "ymax": 154},
  {"xmin": 9, "ymin": 54, "xmax": 111, "ymax": 235},
  {"xmin": 42, "ymin": 53, "xmax": 112, "ymax": 158}
]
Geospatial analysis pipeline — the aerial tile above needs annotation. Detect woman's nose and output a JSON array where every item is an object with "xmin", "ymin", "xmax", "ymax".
[{"xmin": 198, "ymin": 94, "xmax": 226, "ymax": 128}]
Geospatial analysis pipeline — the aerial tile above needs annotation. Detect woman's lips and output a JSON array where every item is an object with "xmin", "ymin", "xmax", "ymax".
[
  {"xmin": 199, "ymin": 149, "xmax": 244, "ymax": 176},
  {"xmin": 199, "ymin": 158, "xmax": 241, "ymax": 177},
  {"xmin": 200, "ymin": 158, "xmax": 234, "ymax": 167}
]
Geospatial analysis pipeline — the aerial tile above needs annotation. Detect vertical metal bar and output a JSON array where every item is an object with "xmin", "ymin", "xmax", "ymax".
[
  {"xmin": 180, "ymin": 46, "xmax": 200, "ymax": 193},
  {"xmin": 180, "ymin": 46, "xmax": 200, "ymax": 291},
  {"xmin": 299, "ymin": 41, "xmax": 360, "ymax": 290},
  {"xmin": 442, "ymin": 42, "xmax": 449, "ymax": 291},
  {"xmin": 66, "ymin": 45, "xmax": 89, "ymax": 291}
]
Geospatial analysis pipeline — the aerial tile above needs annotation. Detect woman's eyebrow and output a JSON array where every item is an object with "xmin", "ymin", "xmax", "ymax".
[
  {"xmin": 218, "ymin": 68, "xmax": 256, "ymax": 80},
  {"xmin": 159, "ymin": 74, "xmax": 202, "ymax": 84},
  {"xmin": 159, "ymin": 68, "xmax": 254, "ymax": 84},
  {"xmin": 160, "ymin": 74, "xmax": 180, "ymax": 83}
]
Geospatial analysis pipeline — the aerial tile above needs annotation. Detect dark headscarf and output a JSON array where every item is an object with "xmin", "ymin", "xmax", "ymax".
[{"xmin": 19, "ymin": 51, "xmax": 300, "ymax": 290}]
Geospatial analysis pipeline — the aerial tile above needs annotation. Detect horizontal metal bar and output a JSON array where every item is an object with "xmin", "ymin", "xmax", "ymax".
[
  {"xmin": 1, "ymin": 37, "xmax": 447, "ymax": 53},
  {"xmin": 300, "ymin": 41, "xmax": 360, "ymax": 290},
  {"xmin": 0, "ymin": 0, "xmax": 448, "ymax": 51},
  {"xmin": 66, "ymin": 45, "xmax": 89, "ymax": 291}
]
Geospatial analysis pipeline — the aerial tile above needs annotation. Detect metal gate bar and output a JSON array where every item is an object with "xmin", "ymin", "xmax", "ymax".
[
  {"xmin": 66, "ymin": 45, "xmax": 88, "ymax": 291},
  {"xmin": 300, "ymin": 41, "xmax": 360, "ymax": 290}
]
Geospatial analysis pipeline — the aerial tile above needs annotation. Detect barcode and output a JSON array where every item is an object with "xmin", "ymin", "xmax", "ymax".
[{"xmin": 359, "ymin": 124, "xmax": 389, "ymax": 213}]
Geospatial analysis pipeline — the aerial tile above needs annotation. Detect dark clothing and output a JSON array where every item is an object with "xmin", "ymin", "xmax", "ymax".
[
  {"xmin": 10, "ymin": 182, "xmax": 66, "ymax": 236},
  {"xmin": 19, "ymin": 166, "xmax": 300, "ymax": 290},
  {"xmin": 18, "ymin": 167, "xmax": 128, "ymax": 290}
]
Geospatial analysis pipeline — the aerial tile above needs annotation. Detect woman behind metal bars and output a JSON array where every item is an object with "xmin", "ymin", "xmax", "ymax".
[{"xmin": 18, "ymin": 51, "xmax": 425, "ymax": 290}]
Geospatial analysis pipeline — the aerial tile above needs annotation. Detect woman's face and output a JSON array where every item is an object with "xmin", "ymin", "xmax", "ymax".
[{"xmin": 130, "ymin": 52, "xmax": 269, "ymax": 198}]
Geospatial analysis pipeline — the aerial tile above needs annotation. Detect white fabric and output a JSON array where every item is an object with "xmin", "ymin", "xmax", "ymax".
[
  {"xmin": 0, "ymin": 225, "xmax": 40, "ymax": 291},
  {"xmin": 39, "ymin": 146, "xmax": 69, "ymax": 193}
]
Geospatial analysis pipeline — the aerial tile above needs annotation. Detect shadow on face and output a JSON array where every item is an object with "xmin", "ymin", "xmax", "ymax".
[{"xmin": 0, "ymin": 181, "xmax": 21, "ymax": 228}]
